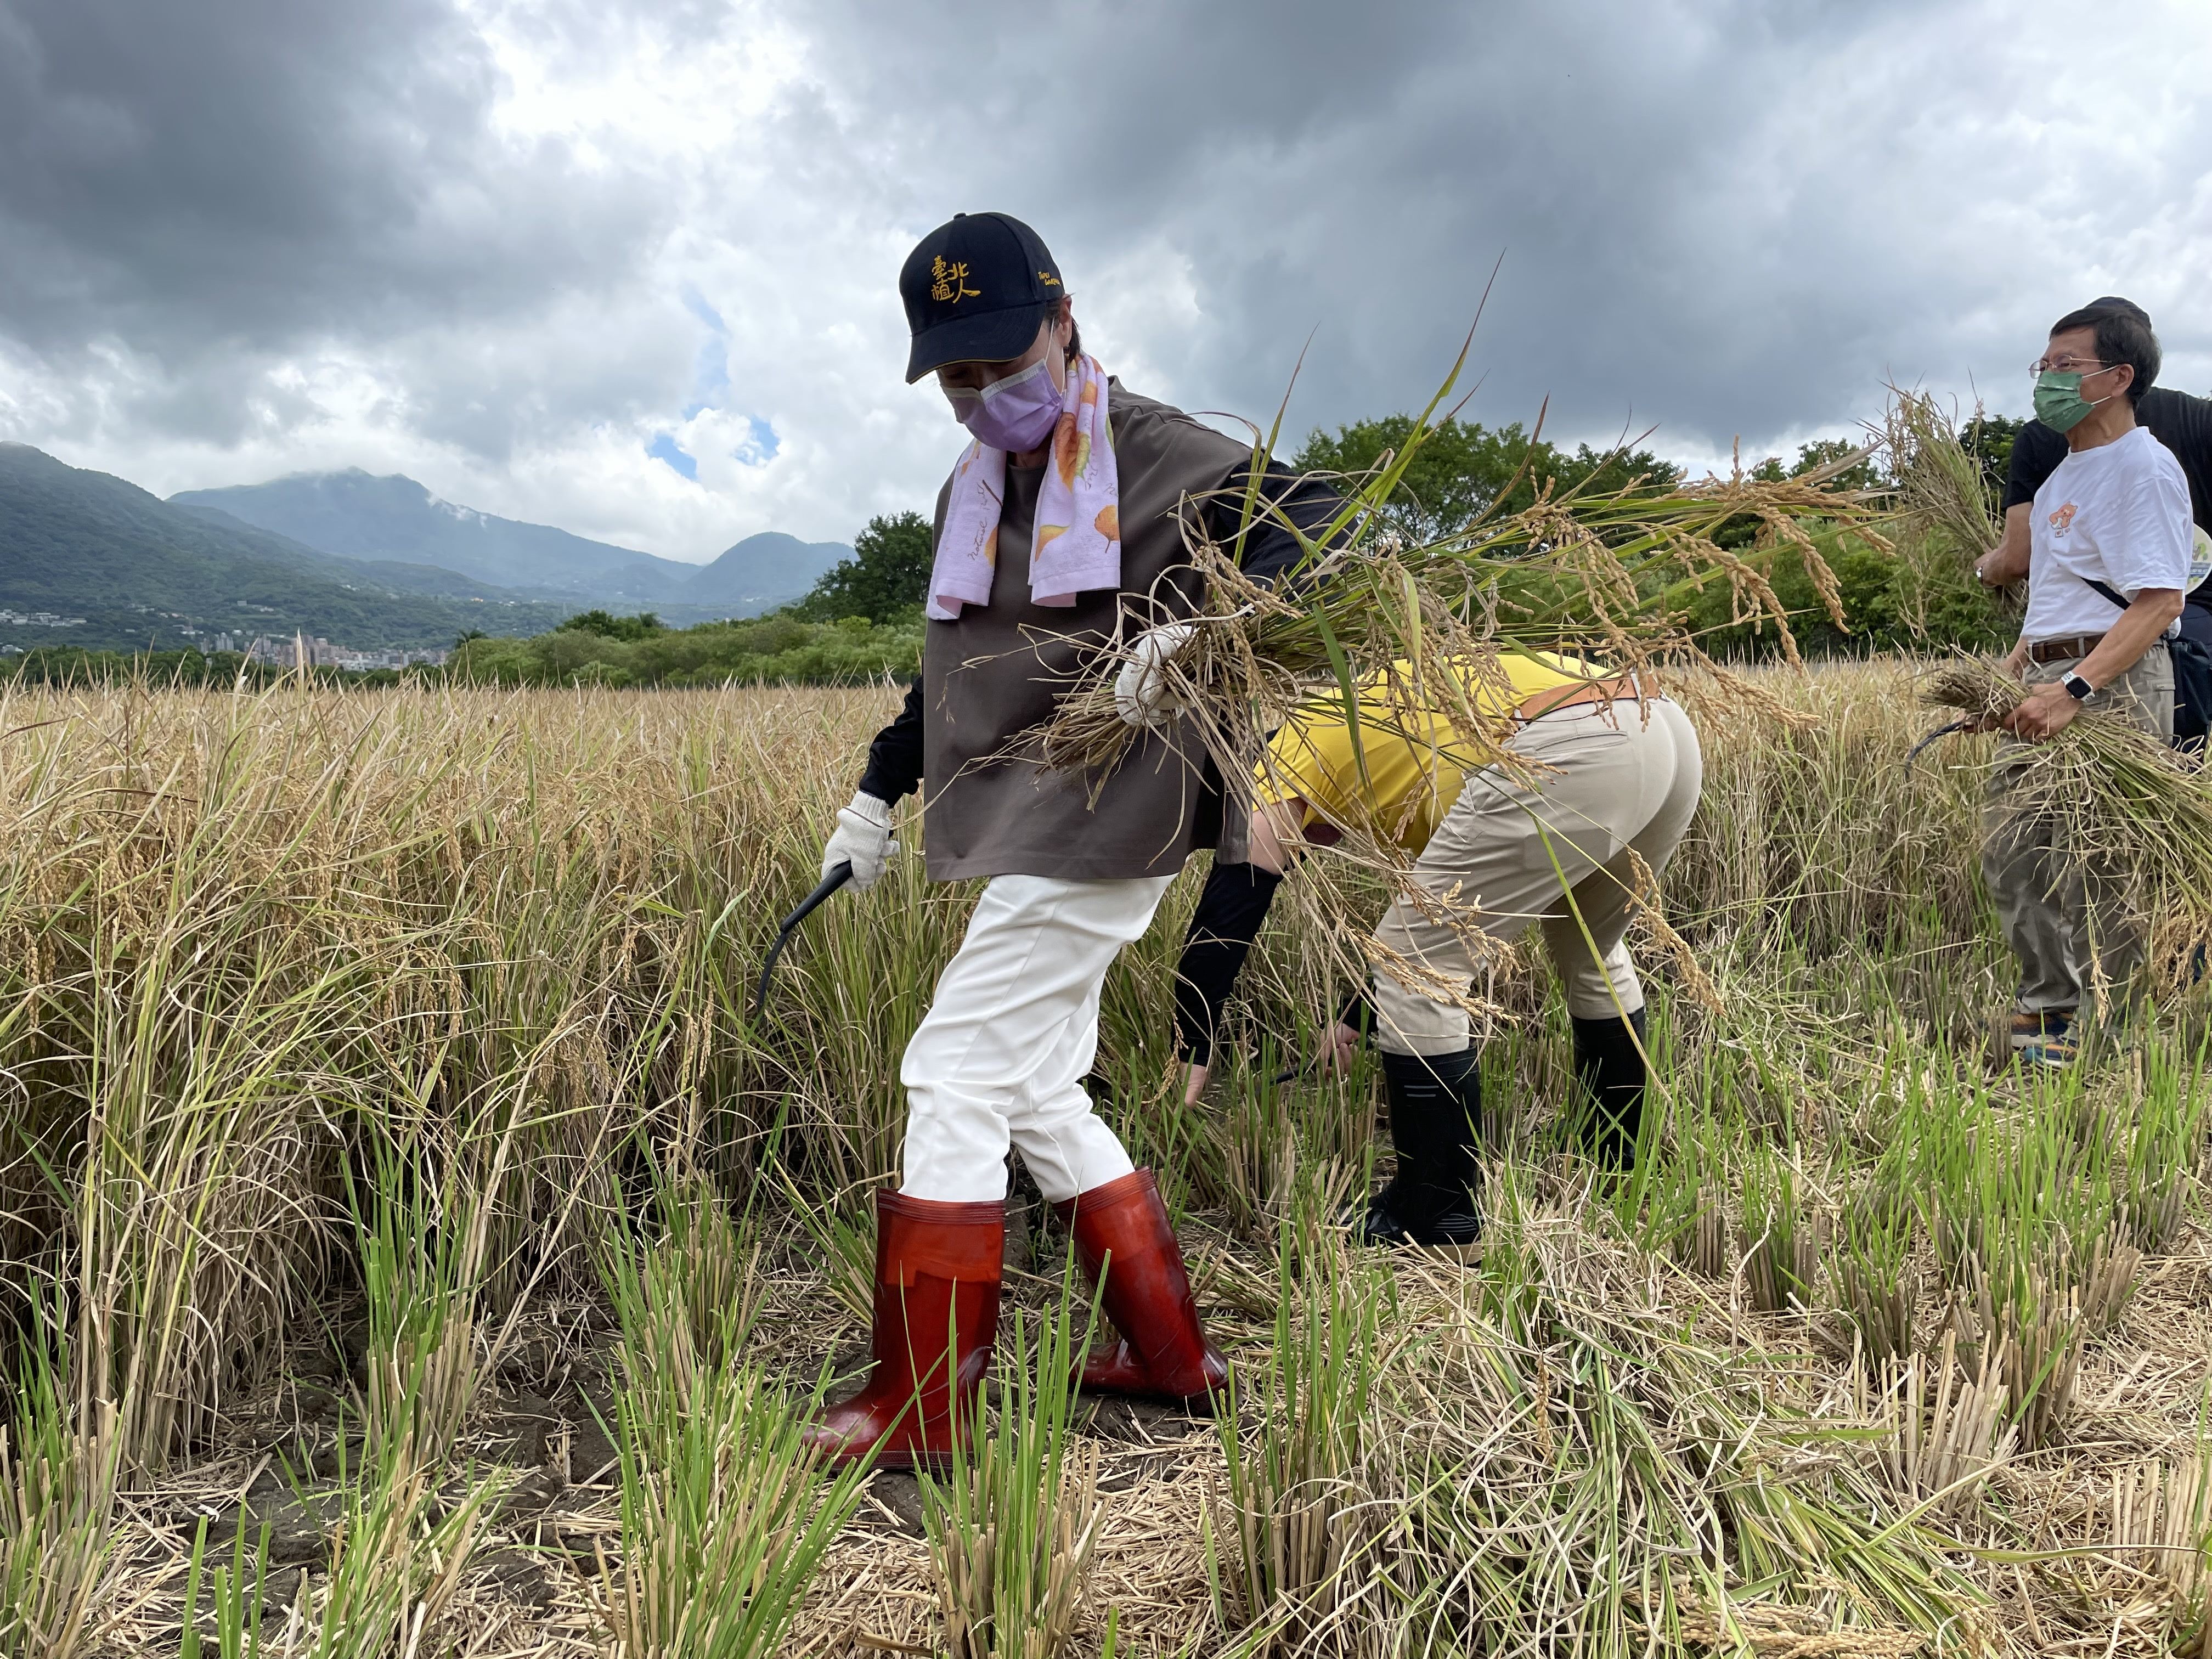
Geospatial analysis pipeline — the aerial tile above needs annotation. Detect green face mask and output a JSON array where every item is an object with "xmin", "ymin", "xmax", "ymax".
[{"xmin": 2033, "ymin": 369, "xmax": 2112, "ymax": 433}]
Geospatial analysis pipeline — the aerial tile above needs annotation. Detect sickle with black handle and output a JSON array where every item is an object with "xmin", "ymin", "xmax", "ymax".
[
  {"xmin": 1901, "ymin": 718, "xmax": 1972, "ymax": 779},
  {"xmin": 752, "ymin": 861, "xmax": 853, "ymax": 1022}
]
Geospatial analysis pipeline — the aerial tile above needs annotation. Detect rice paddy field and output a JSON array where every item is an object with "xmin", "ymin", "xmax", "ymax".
[{"xmin": 2, "ymin": 664, "xmax": 2209, "ymax": 1658}]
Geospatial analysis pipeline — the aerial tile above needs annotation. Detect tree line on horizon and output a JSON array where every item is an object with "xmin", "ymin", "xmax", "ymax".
[{"xmin": 5, "ymin": 411, "xmax": 2020, "ymax": 689}]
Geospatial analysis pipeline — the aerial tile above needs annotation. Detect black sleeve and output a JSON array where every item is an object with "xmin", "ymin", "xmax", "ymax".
[
  {"xmin": 1173, "ymin": 862, "xmax": 1284, "ymax": 1064},
  {"xmin": 2002, "ymin": 420, "xmax": 2069, "ymax": 512},
  {"xmin": 1334, "ymin": 984, "xmax": 1374, "ymax": 1040},
  {"xmin": 1201, "ymin": 461, "xmax": 1345, "ymax": 586},
  {"xmin": 2144, "ymin": 388, "xmax": 2212, "ymax": 542},
  {"xmin": 856, "ymin": 676, "xmax": 924, "ymax": 803}
]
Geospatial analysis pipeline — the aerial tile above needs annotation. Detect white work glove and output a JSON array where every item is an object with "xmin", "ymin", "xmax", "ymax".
[
  {"xmin": 1113, "ymin": 620, "xmax": 1197, "ymax": 729},
  {"xmin": 821, "ymin": 791, "xmax": 898, "ymax": 891}
]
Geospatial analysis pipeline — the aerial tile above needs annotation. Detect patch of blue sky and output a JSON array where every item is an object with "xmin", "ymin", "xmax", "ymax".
[
  {"xmin": 732, "ymin": 416, "xmax": 778, "ymax": 466},
  {"xmin": 647, "ymin": 433, "xmax": 698, "ymax": 480},
  {"xmin": 682, "ymin": 290, "xmax": 727, "ymax": 333},
  {"xmin": 681, "ymin": 287, "xmax": 732, "ymax": 420}
]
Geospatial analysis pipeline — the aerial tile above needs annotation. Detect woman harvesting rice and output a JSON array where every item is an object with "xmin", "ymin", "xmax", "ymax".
[
  {"xmin": 1173, "ymin": 654, "xmax": 1702, "ymax": 1251},
  {"xmin": 804, "ymin": 212, "xmax": 1338, "ymax": 1468}
]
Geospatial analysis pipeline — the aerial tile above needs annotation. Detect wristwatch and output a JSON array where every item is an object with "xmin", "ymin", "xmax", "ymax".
[{"xmin": 2061, "ymin": 672, "xmax": 2095, "ymax": 701}]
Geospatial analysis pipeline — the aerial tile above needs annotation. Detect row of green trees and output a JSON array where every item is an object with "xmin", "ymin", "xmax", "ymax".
[
  {"xmin": 1304, "ymin": 413, "xmax": 2014, "ymax": 657},
  {"xmin": 447, "ymin": 610, "xmax": 922, "ymax": 689},
  {"xmin": 439, "ymin": 513, "xmax": 935, "ymax": 688},
  {"xmin": 0, "ymin": 647, "xmax": 300, "ymax": 689}
]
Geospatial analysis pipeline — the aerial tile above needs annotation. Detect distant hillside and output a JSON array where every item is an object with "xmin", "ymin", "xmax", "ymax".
[
  {"xmin": 0, "ymin": 444, "xmax": 569, "ymax": 652},
  {"xmin": 172, "ymin": 470, "xmax": 702, "ymax": 602},
  {"xmin": 170, "ymin": 470, "xmax": 853, "ymax": 617},
  {"xmin": 688, "ymin": 532, "xmax": 853, "ymax": 608}
]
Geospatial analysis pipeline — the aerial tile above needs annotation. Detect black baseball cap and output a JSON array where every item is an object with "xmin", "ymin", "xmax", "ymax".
[{"xmin": 899, "ymin": 212, "xmax": 1064, "ymax": 383}]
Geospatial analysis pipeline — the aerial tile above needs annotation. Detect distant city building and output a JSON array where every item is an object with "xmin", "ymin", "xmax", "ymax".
[{"xmin": 243, "ymin": 633, "xmax": 445, "ymax": 671}]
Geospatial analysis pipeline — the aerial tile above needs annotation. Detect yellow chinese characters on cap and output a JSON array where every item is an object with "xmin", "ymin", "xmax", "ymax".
[{"xmin": 931, "ymin": 256, "xmax": 980, "ymax": 305}]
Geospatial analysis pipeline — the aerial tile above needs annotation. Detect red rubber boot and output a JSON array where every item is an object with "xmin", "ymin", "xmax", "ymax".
[
  {"xmin": 1053, "ymin": 1169, "xmax": 1228, "ymax": 1411},
  {"xmin": 801, "ymin": 1190, "xmax": 1003, "ymax": 1470}
]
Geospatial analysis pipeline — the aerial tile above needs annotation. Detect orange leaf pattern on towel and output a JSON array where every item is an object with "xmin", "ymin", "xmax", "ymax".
[{"xmin": 1053, "ymin": 411, "xmax": 1081, "ymax": 487}]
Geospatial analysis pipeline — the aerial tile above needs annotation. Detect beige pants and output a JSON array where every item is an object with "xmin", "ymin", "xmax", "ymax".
[
  {"xmin": 1371, "ymin": 698, "xmax": 1703, "ymax": 1056},
  {"xmin": 1983, "ymin": 644, "xmax": 2172, "ymax": 1017}
]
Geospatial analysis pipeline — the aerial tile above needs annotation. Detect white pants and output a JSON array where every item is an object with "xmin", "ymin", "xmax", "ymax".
[
  {"xmin": 899, "ymin": 873, "xmax": 1172, "ymax": 1204},
  {"xmin": 1373, "ymin": 698, "xmax": 1703, "ymax": 1056}
]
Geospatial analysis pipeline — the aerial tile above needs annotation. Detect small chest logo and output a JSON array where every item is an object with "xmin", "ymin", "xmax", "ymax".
[
  {"xmin": 930, "ymin": 256, "xmax": 980, "ymax": 305},
  {"xmin": 2048, "ymin": 502, "xmax": 2078, "ymax": 537}
]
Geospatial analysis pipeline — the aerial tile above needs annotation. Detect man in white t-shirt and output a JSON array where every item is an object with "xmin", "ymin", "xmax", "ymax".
[{"xmin": 1982, "ymin": 302, "xmax": 2191, "ymax": 1065}]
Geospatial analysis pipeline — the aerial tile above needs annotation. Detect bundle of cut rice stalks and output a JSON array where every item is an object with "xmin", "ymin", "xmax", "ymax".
[
  {"xmin": 1922, "ymin": 656, "xmax": 2212, "ymax": 930},
  {"xmin": 1875, "ymin": 390, "xmax": 2020, "ymax": 639},
  {"xmin": 1046, "ymin": 369, "xmax": 1888, "ymax": 800},
  {"xmin": 1036, "ymin": 363, "xmax": 1890, "ymax": 1013},
  {"xmin": 1881, "ymin": 389, "xmax": 2002, "ymax": 574}
]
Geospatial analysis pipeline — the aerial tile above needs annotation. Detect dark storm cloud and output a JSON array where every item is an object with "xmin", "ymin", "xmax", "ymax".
[
  {"xmin": 786, "ymin": 0, "xmax": 2210, "ymax": 456},
  {"xmin": 0, "ymin": 0, "xmax": 662, "ymax": 435}
]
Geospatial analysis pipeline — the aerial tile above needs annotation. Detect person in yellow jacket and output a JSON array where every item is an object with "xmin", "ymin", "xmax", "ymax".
[{"xmin": 1172, "ymin": 652, "xmax": 1702, "ymax": 1251}]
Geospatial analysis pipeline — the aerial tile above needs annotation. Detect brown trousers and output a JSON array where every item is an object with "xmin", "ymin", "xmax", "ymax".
[{"xmin": 1982, "ymin": 643, "xmax": 2174, "ymax": 1016}]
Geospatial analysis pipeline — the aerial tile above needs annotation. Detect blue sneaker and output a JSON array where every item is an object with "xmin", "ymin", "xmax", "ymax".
[{"xmin": 2011, "ymin": 1011, "xmax": 2077, "ymax": 1068}]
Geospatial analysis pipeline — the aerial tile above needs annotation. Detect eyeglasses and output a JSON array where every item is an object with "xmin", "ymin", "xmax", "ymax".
[{"xmin": 2030, "ymin": 357, "xmax": 2113, "ymax": 377}]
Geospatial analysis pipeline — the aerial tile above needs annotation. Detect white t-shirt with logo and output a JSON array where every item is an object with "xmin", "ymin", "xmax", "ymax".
[{"xmin": 2024, "ymin": 424, "xmax": 2193, "ymax": 642}]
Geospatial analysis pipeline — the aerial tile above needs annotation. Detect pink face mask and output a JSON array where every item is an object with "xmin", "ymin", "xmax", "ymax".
[{"xmin": 943, "ymin": 356, "xmax": 1065, "ymax": 453}]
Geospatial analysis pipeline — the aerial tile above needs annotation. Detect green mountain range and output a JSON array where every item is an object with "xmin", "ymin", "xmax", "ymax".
[
  {"xmin": 171, "ymin": 470, "xmax": 853, "ymax": 615},
  {"xmin": 0, "ymin": 444, "xmax": 572, "ymax": 653},
  {"xmin": 171, "ymin": 469, "xmax": 698, "ymax": 601}
]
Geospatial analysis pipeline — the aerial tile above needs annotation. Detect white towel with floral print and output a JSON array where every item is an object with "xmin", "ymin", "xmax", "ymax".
[{"xmin": 927, "ymin": 353, "xmax": 1120, "ymax": 620}]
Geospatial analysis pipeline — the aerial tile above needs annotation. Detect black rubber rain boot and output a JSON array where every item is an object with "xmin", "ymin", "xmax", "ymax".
[
  {"xmin": 1570, "ymin": 1005, "xmax": 1648, "ymax": 1170},
  {"xmin": 1357, "ymin": 1048, "xmax": 1483, "ymax": 1258}
]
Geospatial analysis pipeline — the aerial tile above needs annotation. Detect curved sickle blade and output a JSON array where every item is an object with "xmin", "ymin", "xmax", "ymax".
[
  {"xmin": 1902, "ymin": 718, "xmax": 1971, "ymax": 779},
  {"xmin": 752, "ymin": 861, "xmax": 853, "ymax": 1022}
]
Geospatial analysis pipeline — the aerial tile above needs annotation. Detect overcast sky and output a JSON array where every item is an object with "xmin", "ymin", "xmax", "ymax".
[{"xmin": 3, "ymin": 0, "xmax": 2209, "ymax": 563}]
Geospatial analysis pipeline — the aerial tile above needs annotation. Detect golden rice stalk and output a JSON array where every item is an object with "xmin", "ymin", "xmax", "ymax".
[
  {"xmin": 1037, "ymin": 335, "xmax": 1893, "ymax": 806},
  {"xmin": 1881, "ymin": 388, "xmax": 2001, "ymax": 571}
]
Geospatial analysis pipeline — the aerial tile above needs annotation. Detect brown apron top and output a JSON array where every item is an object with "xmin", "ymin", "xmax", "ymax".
[{"xmin": 921, "ymin": 381, "xmax": 1252, "ymax": 881}]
